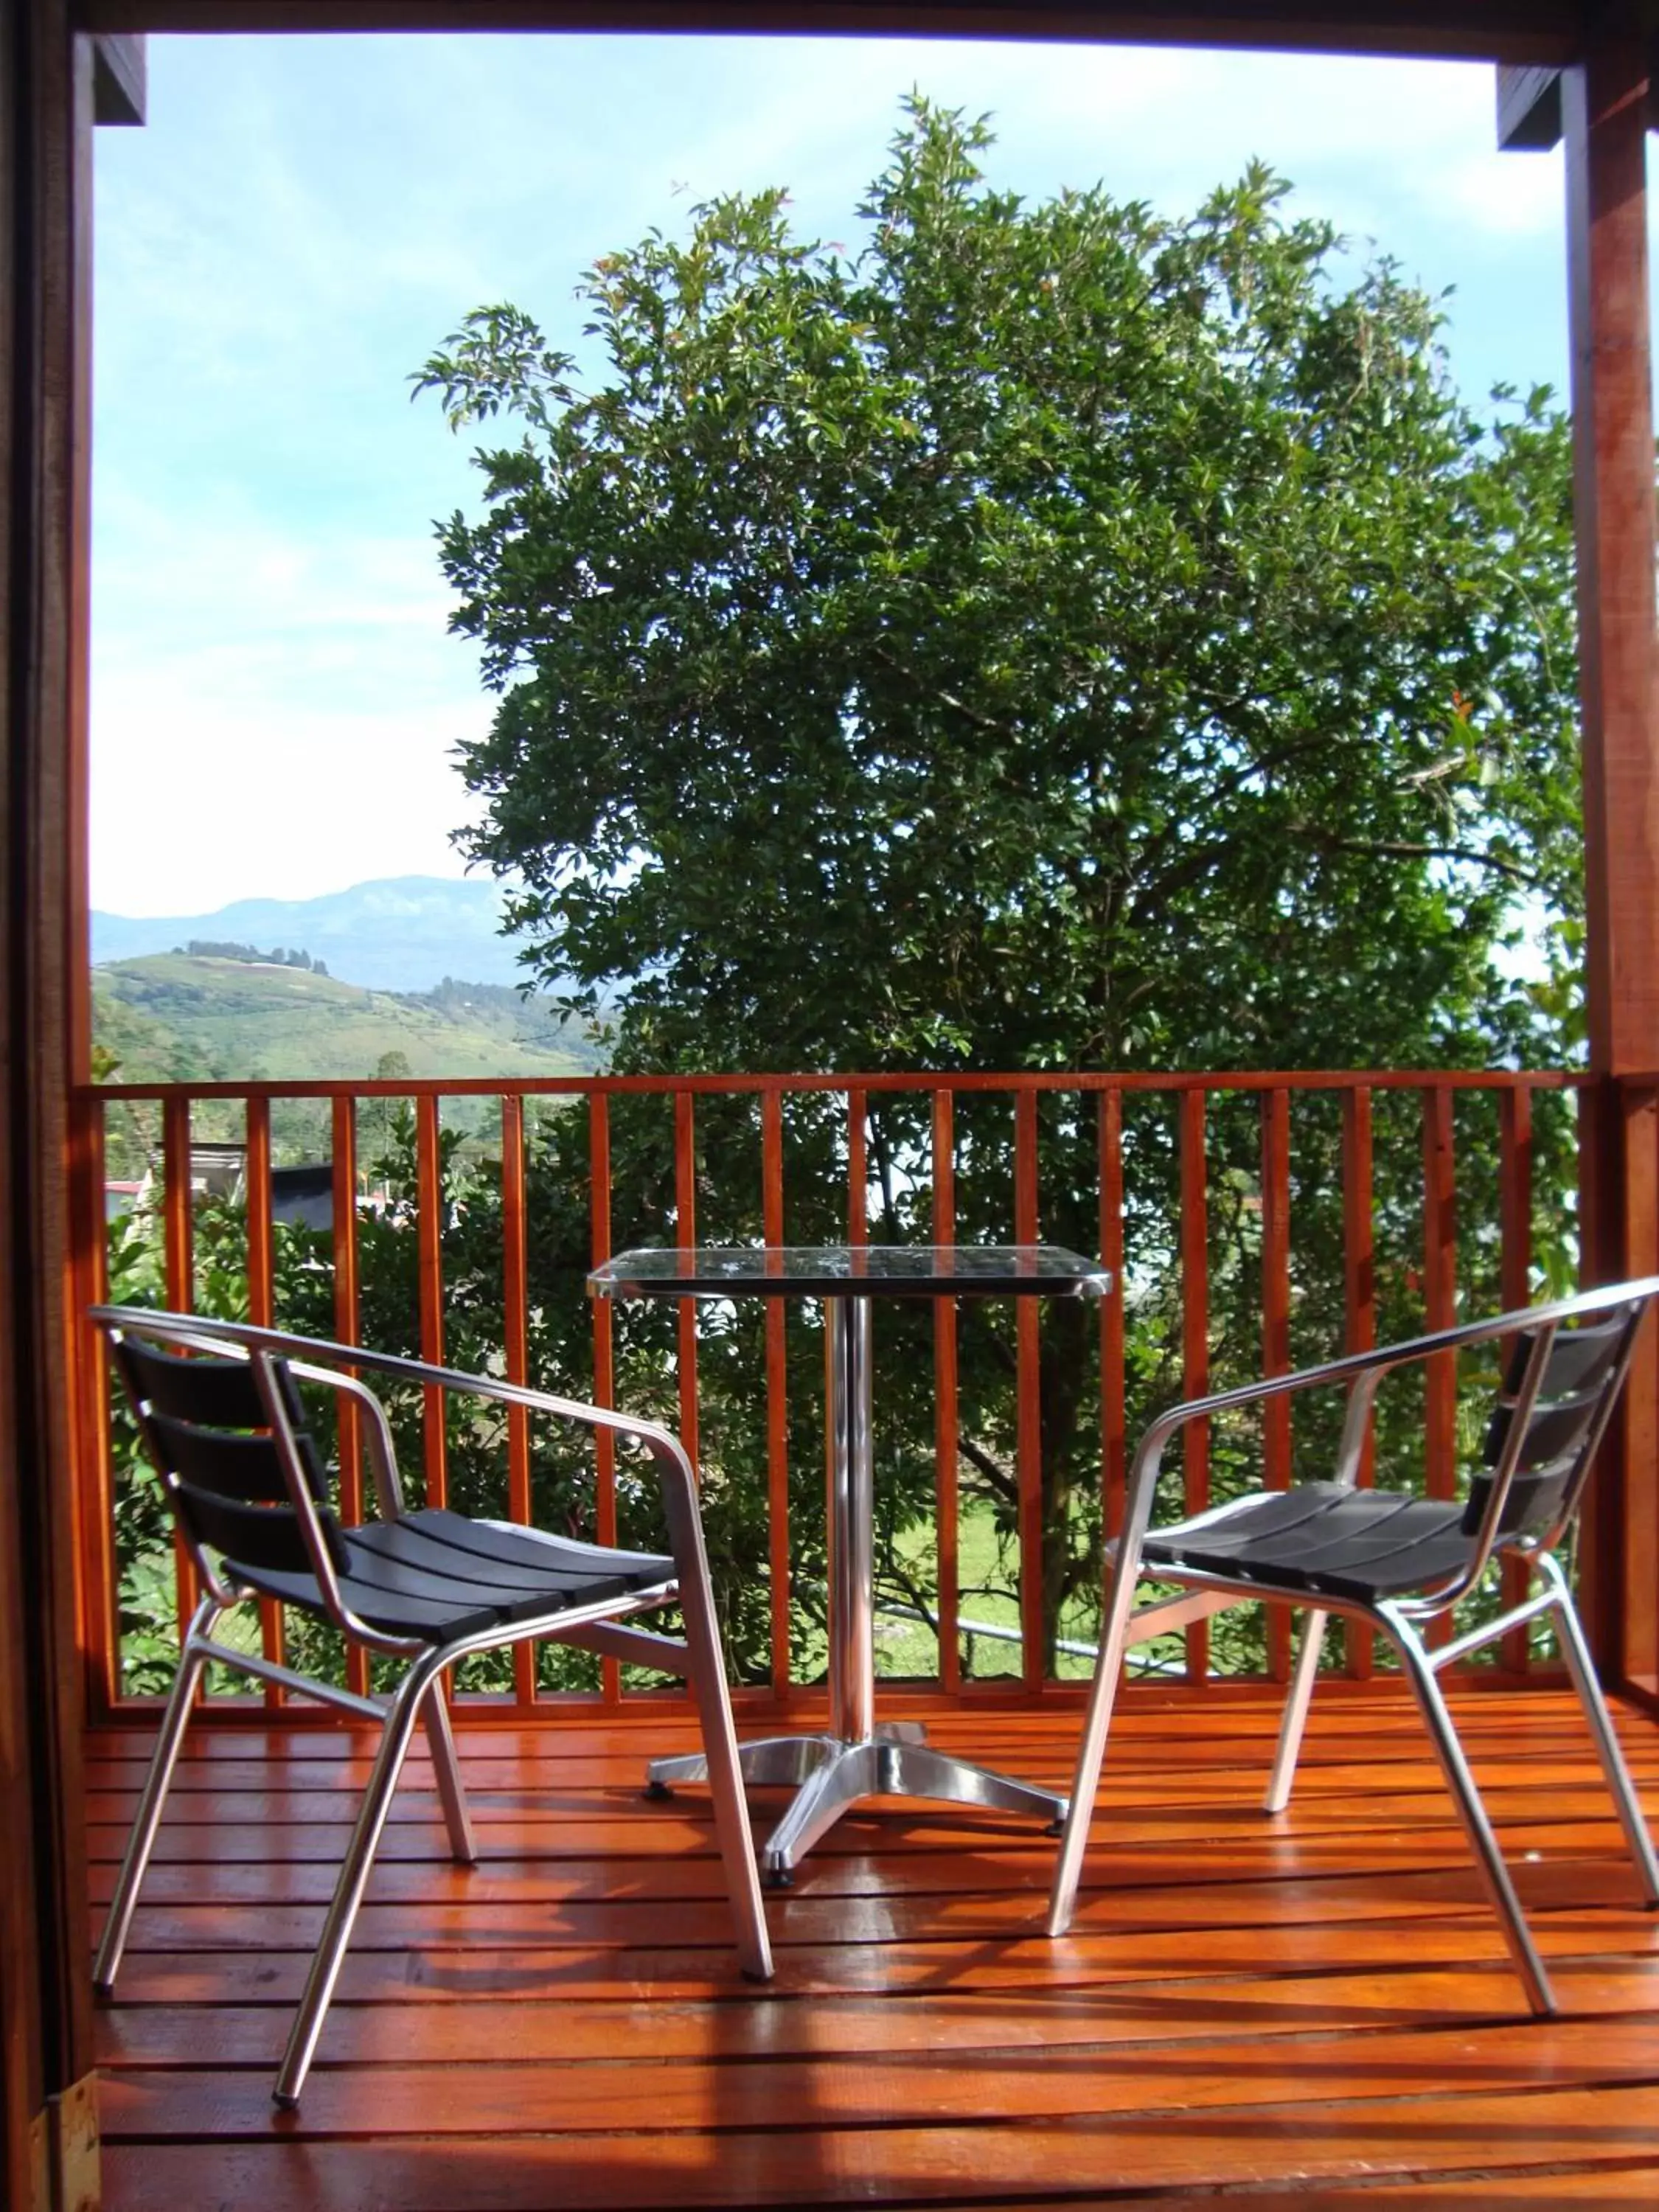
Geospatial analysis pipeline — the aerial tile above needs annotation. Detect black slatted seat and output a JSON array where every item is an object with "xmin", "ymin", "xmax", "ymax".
[
  {"xmin": 230, "ymin": 1511, "xmax": 675, "ymax": 1643},
  {"xmin": 1143, "ymin": 1484, "xmax": 1472, "ymax": 1604}
]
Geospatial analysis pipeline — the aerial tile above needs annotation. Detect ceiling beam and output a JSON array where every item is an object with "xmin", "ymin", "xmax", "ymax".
[{"xmin": 71, "ymin": 1, "xmax": 1580, "ymax": 71}]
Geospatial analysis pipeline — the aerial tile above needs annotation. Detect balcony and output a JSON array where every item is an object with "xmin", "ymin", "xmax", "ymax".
[{"xmin": 69, "ymin": 1065, "xmax": 1659, "ymax": 2202}]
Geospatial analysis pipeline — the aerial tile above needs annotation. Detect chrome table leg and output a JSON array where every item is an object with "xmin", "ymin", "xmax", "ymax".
[{"xmin": 648, "ymin": 1291, "xmax": 1065, "ymax": 1879}]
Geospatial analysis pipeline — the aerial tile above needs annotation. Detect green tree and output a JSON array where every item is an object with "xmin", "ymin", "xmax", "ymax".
[{"xmin": 411, "ymin": 102, "xmax": 1585, "ymax": 1669}]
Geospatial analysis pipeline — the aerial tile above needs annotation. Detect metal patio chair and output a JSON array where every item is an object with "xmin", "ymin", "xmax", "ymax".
[
  {"xmin": 90, "ymin": 1305, "xmax": 772, "ymax": 2106},
  {"xmin": 1047, "ymin": 1278, "xmax": 1659, "ymax": 2012}
]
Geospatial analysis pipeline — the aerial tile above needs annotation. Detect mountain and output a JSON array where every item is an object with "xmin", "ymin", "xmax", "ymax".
[
  {"xmin": 91, "ymin": 876, "xmax": 543, "ymax": 995},
  {"xmin": 92, "ymin": 956, "xmax": 604, "ymax": 1085}
]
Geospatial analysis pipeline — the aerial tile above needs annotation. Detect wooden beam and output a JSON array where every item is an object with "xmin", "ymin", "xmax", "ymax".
[
  {"xmin": 1568, "ymin": 34, "xmax": 1659, "ymax": 1088},
  {"xmin": 72, "ymin": 0, "xmax": 1579, "ymax": 70},
  {"xmin": 1497, "ymin": 59, "xmax": 1562, "ymax": 147},
  {"xmin": 0, "ymin": 3, "xmax": 100, "ymax": 2203},
  {"xmin": 1564, "ymin": 22, "xmax": 1659, "ymax": 1697}
]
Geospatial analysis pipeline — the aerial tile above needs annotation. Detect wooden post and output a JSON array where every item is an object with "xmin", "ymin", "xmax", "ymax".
[
  {"xmin": 1563, "ymin": 25, "xmax": 1659, "ymax": 1697},
  {"xmin": 0, "ymin": 8, "xmax": 102, "ymax": 2206}
]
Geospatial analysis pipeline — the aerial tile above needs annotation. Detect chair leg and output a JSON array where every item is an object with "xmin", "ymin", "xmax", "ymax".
[
  {"xmin": 94, "ymin": 1594, "xmax": 224, "ymax": 1994},
  {"xmin": 420, "ymin": 1672, "xmax": 479, "ymax": 1865},
  {"xmin": 678, "ymin": 1559, "xmax": 773, "ymax": 1981},
  {"xmin": 1537, "ymin": 1551, "xmax": 1659, "ymax": 1905},
  {"xmin": 1264, "ymin": 1607, "xmax": 1327, "ymax": 1815},
  {"xmin": 1046, "ymin": 1539, "xmax": 1152, "ymax": 1938},
  {"xmin": 274, "ymin": 1648, "xmax": 445, "ymax": 2107},
  {"xmin": 1379, "ymin": 1601, "xmax": 1554, "ymax": 2015}
]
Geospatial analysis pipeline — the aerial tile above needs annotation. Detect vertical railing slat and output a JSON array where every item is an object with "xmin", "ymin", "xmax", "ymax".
[
  {"xmin": 1015, "ymin": 1089, "xmax": 1043, "ymax": 1694},
  {"xmin": 932, "ymin": 1088, "xmax": 959, "ymax": 1695},
  {"xmin": 1260, "ymin": 1087, "xmax": 1293, "ymax": 1681},
  {"xmin": 673, "ymin": 1091, "xmax": 700, "ymax": 1469},
  {"xmin": 501, "ymin": 1095, "xmax": 536, "ymax": 1708},
  {"xmin": 330, "ymin": 1096, "xmax": 367, "ymax": 1697},
  {"xmin": 73, "ymin": 1093, "xmax": 119, "ymax": 1713},
  {"xmin": 1422, "ymin": 1085, "xmax": 1458, "ymax": 1498},
  {"xmin": 1499, "ymin": 1085, "xmax": 1534, "ymax": 1674},
  {"xmin": 1098, "ymin": 1089, "xmax": 1126, "ymax": 1551},
  {"xmin": 938, "ymin": 1088, "xmax": 960, "ymax": 1690},
  {"xmin": 415, "ymin": 1093, "xmax": 448, "ymax": 1510},
  {"xmin": 244, "ymin": 1096, "xmax": 284, "ymax": 1700},
  {"xmin": 846, "ymin": 1089, "xmax": 868, "ymax": 1245},
  {"xmin": 1180, "ymin": 1091, "xmax": 1210, "ymax": 1684},
  {"xmin": 762, "ymin": 1091, "xmax": 791, "ymax": 1699},
  {"xmin": 1422, "ymin": 1085, "xmax": 1458, "ymax": 1651},
  {"xmin": 589, "ymin": 1093, "xmax": 619, "ymax": 1705},
  {"xmin": 1343, "ymin": 1084, "xmax": 1377, "ymax": 1677},
  {"xmin": 160, "ymin": 1095, "xmax": 197, "ymax": 1658}
]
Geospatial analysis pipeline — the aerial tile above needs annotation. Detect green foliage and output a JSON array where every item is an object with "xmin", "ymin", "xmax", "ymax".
[
  {"xmin": 417, "ymin": 101, "xmax": 1581, "ymax": 1083},
  {"xmin": 407, "ymin": 103, "xmax": 1587, "ymax": 1675}
]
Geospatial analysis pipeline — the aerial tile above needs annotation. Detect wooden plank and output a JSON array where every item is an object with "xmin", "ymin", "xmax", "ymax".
[
  {"xmin": 761, "ymin": 1091, "xmax": 790, "ymax": 1697},
  {"xmin": 1261, "ymin": 1087, "xmax": 1293, "ymax": 1680},
  {"xmin": 1341, "ymin": 1085, "xmax": 1376, "ymax": 1676},
  {"xmin": 97, "ymin": 2008, "xmax": 1659, "ymax": 2135},
  {"xmin": 933, "ymin": 1088, "xmax": 959, "ymax": 1693},
  {"xmin": 845, "ymin": 1087, "xmax": 866, "ymax": 1245},
  {"xmin": 673, "ymin": 1091, "xmax": 699, "ymax": 1467},
  {"xmin": 1098, "ymin": 1090, "xmax": 1125, "ymax": 1546},
  {"xmin": 94, "ymin": 1902, "xmax": 1659, "ymax": 2011},
  {"xmin": 1, "ymin": 11, "xmax": 99, "ymax": 2181},
  {"xmin": 588, "ymin": 1092, "xmax": 618, "ymax": 1703},
  {"xmin": 94, "ymin": 1956, "xmax": 1659, "ymax": 2067},
  {"xmin": 1420, "ymin": 1085, "xmax": 1457, "ymax": 1518},
  {"xmin": 69, "ymin": 1, "xmax": 1588, "ymax": 72},
  {"xmin": 1498, "ymin": 1084, "xmax": 1534, "ymax": 1671},
  {"xmin": 1180, "ymin": 1091, "xmax": 1209, "ymax": 1682},
  {"xmin": 91, "ymin": 2081, "xmax": 1659, "ymax": 2211},
  {"xmin": 70, "ymin": 1093, "xmax": 120, "ymax": 1715},
  {"xmin": 414, "ymin": 1091, "xmax": 447, "ymax": 1509},
  {"xmin": 499, "ymin": 1096, "xmax": 534, "ymax": 1708},
  {"xmin": 1015, "ymin": 1088, "xmax": 1042, "ymax": 1691},
  {"xmin": 160, "ymin": 1093, "xmax": 198, "ymax": 1646},
  {"xmin": 1566, "ymin": 28, "xmax": 1659, "ymax": 1700},
  {"xmin": 243, "ymin": 1096, "xmax": 285, "ymax": 1697},
  {"xmin": 329, "ymin": 1097, "xmax": 367, "ymax": 1697}
]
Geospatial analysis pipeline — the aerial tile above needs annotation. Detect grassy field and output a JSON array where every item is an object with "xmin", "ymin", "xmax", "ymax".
[{"xmin": 93, "ymin": 954, "xmax": 603, "ymax": 1084}]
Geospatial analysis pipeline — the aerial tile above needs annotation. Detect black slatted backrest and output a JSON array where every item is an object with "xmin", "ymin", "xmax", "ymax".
[
  {"xmin": 111, "ymin": 1331, "xmax": 347, "ymax": 1578},
  {"xmin": 1465, "ymin": 1307, "xmax": 1641, "ymax": 1543}
]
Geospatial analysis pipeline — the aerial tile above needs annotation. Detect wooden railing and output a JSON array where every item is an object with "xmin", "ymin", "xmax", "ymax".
[{"xmin": 67, "ymin": 1068, "xmax": 1587, "ymax": 1721}]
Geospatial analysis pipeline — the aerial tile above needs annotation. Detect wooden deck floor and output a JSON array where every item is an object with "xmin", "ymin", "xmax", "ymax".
[{"xmin": 87, "ymin": 1686, "xmax": 1659, "ymax": 2208}]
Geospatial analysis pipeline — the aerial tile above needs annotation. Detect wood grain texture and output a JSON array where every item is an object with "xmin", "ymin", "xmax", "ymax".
[
  {"xmin": 69, "ymin": 1, "xmax": 1585, "ymax": 72},
  {"xmin": 88, "ymin": 1691, "xmax": 1659, "ymax": 2208}
]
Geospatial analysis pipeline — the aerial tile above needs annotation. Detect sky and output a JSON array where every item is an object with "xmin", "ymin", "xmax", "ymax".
[{"xmin": 91, "ymin": 32, "xmax": 1579, "ymax": 918}]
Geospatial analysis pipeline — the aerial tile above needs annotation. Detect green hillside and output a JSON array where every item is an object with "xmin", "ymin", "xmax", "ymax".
[{"xmin": 92, "ymin": 955, "xmax": 605, "ymax": 1085}]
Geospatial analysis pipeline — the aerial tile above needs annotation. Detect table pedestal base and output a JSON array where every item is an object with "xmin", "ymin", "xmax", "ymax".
[{"xmin": 647, "ymin": 1725, "xmax": 1068, "ymax": 1883}]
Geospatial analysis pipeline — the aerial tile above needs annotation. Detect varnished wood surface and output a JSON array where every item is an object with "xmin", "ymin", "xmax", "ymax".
[
  {"xmin": 67, "ymin": 0, "xmax": 1584, "ymax": 70},
  {"xmin": 89, "ymin": 1686, "xmax": 1659, "ymax": 2206}
]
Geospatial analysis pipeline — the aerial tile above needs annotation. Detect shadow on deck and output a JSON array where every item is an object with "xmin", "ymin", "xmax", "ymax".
[{"xmin": 86, "ymin": 1686, "xmax": 1659, "ymax": 2208}]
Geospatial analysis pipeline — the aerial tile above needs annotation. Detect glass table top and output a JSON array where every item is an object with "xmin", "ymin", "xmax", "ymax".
[{"xmin": 588, "ymin": 1245, "xmax": 1113, "ymax": 1299}]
